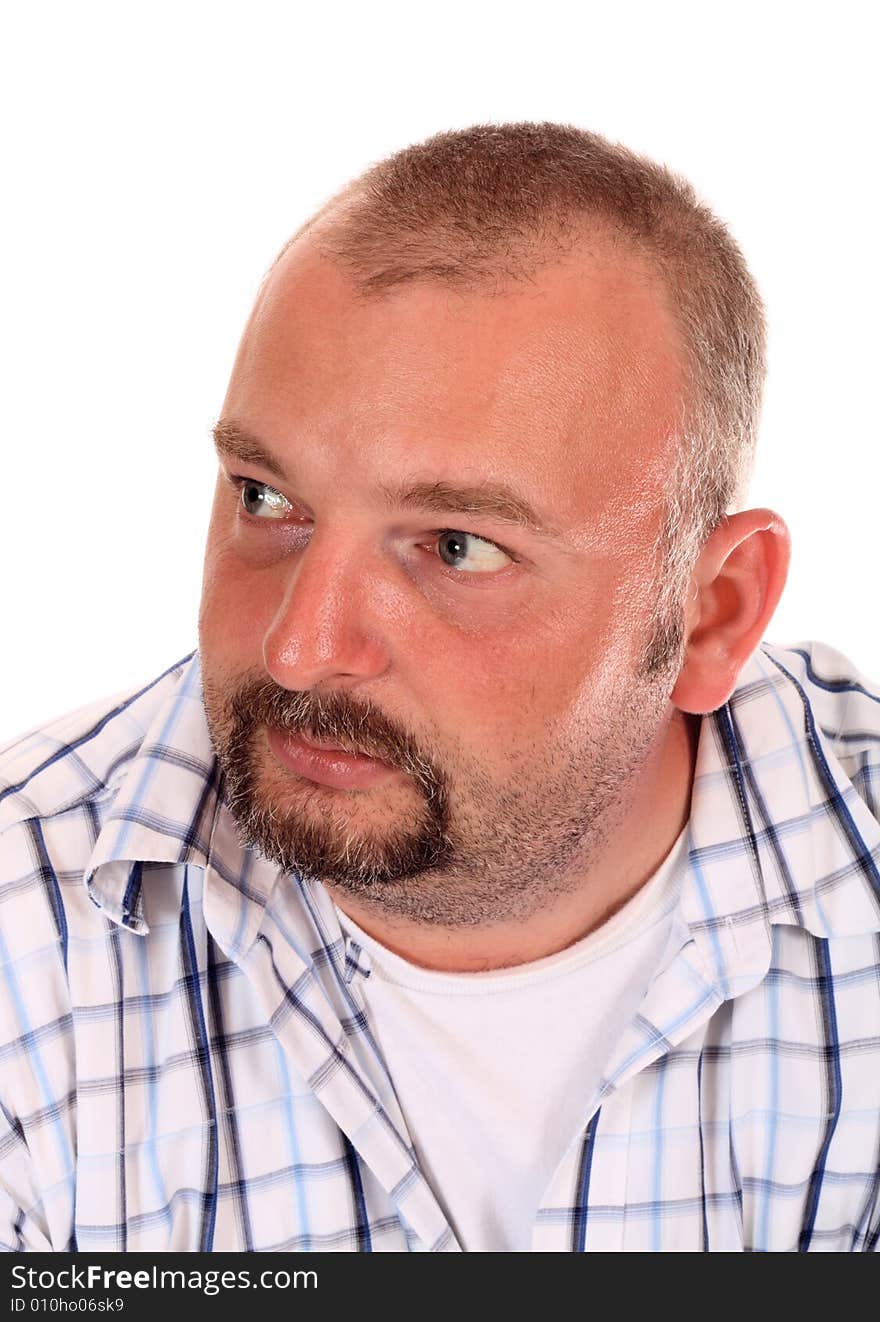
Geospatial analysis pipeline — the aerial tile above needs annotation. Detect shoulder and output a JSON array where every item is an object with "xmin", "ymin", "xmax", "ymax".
[
  {"xmin": 0, "ymin": 652, "xmax": 198, "ymax": 979},
  {"xmin": 0, "ymin": 653, "xmax": 197, "ymax": 834},
  {"xmin": 759, "ymin": 638, "xmax": 880, "ymax": 811}
]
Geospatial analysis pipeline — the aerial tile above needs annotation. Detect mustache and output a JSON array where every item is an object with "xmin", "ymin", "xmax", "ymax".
[{"xmin": 226, "ymin": 676, "xmax": 441, "ymax": 789}]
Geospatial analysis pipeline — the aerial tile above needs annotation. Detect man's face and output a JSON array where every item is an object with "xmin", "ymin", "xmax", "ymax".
[{"xmin": 198, "ymin": 237, "xmax": 688, "ymax": 926}]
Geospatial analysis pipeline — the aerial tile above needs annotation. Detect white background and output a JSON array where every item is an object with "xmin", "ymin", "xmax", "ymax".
[{"xmin": 2, "ymin": 0, "xmax": 878, "ymax": 740}]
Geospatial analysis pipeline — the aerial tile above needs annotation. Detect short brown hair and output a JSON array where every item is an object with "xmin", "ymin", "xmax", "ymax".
[{"xmin": 289, "ymin": 122, "xmax": 766, "ymax": 663}]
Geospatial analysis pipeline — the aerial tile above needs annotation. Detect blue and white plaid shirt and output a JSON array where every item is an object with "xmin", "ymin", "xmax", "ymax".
[{"xmin": 1, "ymin": 639, "xmax": 879, "ymax": 1252}]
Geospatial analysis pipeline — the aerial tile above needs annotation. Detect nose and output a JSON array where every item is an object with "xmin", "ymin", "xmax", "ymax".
[{"xmin": 262, "ymin": 533, "xmax": 392, "ymax": 692}]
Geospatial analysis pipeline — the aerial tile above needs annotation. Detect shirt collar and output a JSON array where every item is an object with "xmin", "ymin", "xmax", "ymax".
[
  {"xmin": 84, "ymin": 654, "xmax": 217, "ymax": 930},
  {"xmin": 677, "ymin": 642, "xmax": 880, "ymax": 997},
  {"xmin": 84, "ymin": 644, "xmax": 880, "ymax": 976},
  {"xmin": 83, "ymin": 653, "xmax": 338, "ymax": 969}
]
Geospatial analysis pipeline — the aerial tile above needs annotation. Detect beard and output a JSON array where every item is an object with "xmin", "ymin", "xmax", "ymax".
[{"xmin": 199, "ymin": 600, "xmax": 686, "ymax": 928}]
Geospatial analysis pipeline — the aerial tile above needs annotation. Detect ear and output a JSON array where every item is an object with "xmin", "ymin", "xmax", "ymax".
[{"xmin": 670, "ymin": 508, "xmax": 791, "ymax": 715}]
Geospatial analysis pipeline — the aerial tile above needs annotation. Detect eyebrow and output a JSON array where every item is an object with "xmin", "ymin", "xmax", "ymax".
[{"xmin": 212, "ymin": 418, "xmax": 562, "ymax": 539}]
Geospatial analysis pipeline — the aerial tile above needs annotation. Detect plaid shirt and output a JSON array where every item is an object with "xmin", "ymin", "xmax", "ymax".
[{"xmin": 1, "ymin": 639, "xmax": 879, "ymax": 1253}]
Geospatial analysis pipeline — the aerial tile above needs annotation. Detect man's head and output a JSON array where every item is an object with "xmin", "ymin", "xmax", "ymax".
[{"xmin": 198, "ymin": 122, "xmax": 789, "ymax": 937}]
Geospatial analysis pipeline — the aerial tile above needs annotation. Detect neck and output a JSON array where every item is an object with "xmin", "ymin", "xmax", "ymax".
[{"xmin": 326, "ymin": 707, "xmax": 701, "ymax": 973}]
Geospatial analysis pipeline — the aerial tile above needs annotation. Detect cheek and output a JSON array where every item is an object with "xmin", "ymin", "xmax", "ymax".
[
  {"xmin": 419, "ymin": 613, "xmax": 601, "ymax": 754},
  {"xmin": 446, "ymin": 588, "xmax": 642, "ymax": 760},
  {"xmin": 198, "ymin": 533, "xmax": 280, "ymax": 665}
]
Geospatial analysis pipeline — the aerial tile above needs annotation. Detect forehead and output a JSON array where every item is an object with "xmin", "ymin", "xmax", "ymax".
[{"xmin": 224, "ymin": 235, "xmax": 686, "ymax": 543}]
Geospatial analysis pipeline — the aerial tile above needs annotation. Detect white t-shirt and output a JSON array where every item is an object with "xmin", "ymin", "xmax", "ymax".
[{"xmin": 334, "ymin": 826, "xmax": 689, "ymax": 1251}]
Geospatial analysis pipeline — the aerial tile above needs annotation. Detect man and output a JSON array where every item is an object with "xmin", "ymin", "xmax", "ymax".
[{"xmin": 1, "ymin": 122, "xmax": 878, "ymax": 1254}]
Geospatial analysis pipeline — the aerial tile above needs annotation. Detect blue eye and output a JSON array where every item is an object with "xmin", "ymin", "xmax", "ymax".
[
  {"xmin": 436, "ymin": 530, "xmax": 513, "ymax": 573},
  {"xmin": 237, "ymin": 479, "xmax": 292, "ymax": 520}
]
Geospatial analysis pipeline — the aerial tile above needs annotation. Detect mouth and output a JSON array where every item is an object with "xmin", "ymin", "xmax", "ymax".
[
  {"xmin": 265, "ymin": 725, "xmax": 402, "ymax": 791},
  {"xmin": 296, "ymin": 728, "xmax": 380, "ymax": 758}
]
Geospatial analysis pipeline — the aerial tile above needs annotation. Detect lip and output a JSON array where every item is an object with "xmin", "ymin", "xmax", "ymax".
[{"xmin": 266, "ymin": 726, "xmax": 402, "ymax": 791}]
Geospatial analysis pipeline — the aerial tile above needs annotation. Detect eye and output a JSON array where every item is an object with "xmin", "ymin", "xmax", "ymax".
[
  {"xmin": 435, "ymin": 530, "xmax": 513, "ymax": 573},
  {"xmin": 235, "ymin": 477, "xmax": 293, "ymax": 520}
]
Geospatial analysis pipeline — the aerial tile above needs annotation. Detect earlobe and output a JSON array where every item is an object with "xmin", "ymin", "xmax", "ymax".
[{"xmin": 671, "ymin": 509, "xmax": 792, "ymax": 715}]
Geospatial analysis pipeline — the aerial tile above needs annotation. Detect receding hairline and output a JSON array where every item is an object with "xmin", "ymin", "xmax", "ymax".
[
  {"xmin": 273, "ymin": 122, "xmax": 764, "ymax": 441},
  {"xmin": 278, "ymin": 180, "xmax": 670, "ymax": 305},
  {"xmin": 270, "ymin": 163, "xmax": 708, "ymax": 448},
  {"xmin": 271, "ymin": 204, "xmax": 691, "ymax": 419}
]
